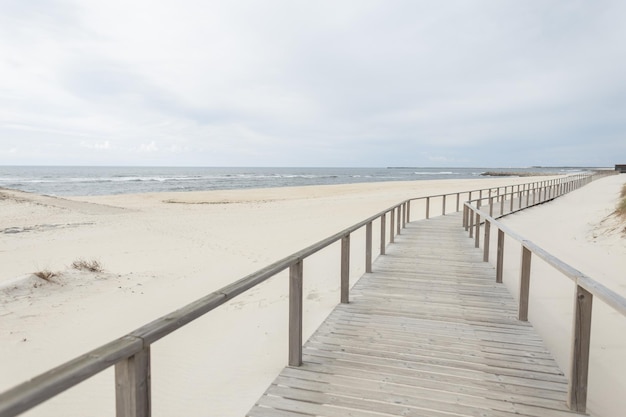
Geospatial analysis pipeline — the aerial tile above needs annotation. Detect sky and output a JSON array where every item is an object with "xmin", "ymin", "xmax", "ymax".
[{"xmin": 0, "ymin": 1, "xmax": 625, "ymax": 167}]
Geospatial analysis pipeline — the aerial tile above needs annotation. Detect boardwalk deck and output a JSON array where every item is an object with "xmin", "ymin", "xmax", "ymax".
[{"xmin": 247, "ymin": 213, "xmax": 585, "ymax": 417}]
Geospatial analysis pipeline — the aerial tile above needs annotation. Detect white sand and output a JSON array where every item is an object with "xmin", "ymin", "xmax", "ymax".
[
  {"xmin": 495, "ymin": 174, "xmax": 626, "ymax": 417},
  {"xmin": 1, "ymin": 174, "xmax": 621, "ymax": 416}
]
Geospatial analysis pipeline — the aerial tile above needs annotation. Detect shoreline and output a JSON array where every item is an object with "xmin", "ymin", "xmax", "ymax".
[{"xmin": 2, "ymin": 174, "xmax": 623, "ymax": 416}]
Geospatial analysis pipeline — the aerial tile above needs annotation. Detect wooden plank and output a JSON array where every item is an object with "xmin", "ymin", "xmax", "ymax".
[
  {"xmin": 380, "ymin": 213, "xmax": 386, "ymax": 255},
  {"xmin": 390, "ymin": 208, "xmax": 395, "ymax": 243},
  {"xmin": 519, "ymin": 247, "xmax": 532, "ymax": 321},
  {"xmin": 115, "ymin": 346, "xmax": 151, "ymax": 417},
  {"xmin": 340, "ymin": 235, "xmax": 350, "ymax": 304},
  {"xmin": 483, "ymin": 219, "xmax": 491, "ymax": 262},
  {"xmin": 365, "ymin": 222, "xmax": 372, "ymax": 273},
  {"xmin": 282, "ymin": 363, "xmax": 567, "ymax": 402},
  {"xmin": 289, "ymin": 261, "xmax": 303, "ymax": 366},
  {"xmin": 396, "ymin": 205, "xmax": 401, "ymax": 235},
  {"xmin": 271, "ymin": 374, "xmax": 580, "ymax": 417},
  {"xmin": 497, "ymin": 229, "xmax": 504, "ymax": 283},
  {"xmin": 248, "ymin": 213, "xmax": 583, "ymax": 417},
  {"xmin": 567, "ymin": 285, "xmax": 593, "ymax": 412}
]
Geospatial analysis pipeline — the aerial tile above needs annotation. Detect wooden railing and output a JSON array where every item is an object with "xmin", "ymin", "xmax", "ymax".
[
  {"xmin": 463, "ymin": 171, "xmax": 625, "ymax": 413},
  {"xmin": 0, "ymin": 173, "xmax": 596, "ymax": 417}
]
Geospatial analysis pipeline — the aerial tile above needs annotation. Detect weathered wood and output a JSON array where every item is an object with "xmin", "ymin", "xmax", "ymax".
[
  {"xmin": 0, "ymin": 336, "xmax": 143, "ymax": 417},
  {"xmin": 426, "ymin": 197, "xmax": 430, "ymax": 219},
  {"xmin": 567, "ymin": 285, "xmax": 593, "ymax": 413},
  {"xmin": 406, "ymin": 201, "xmax": 411, "ymax": 223},
  {"xmin": 456, "ymin": 193, "xmax": 460, "ymax": 212},
  {"xmin": 463, "ymin": 204, "xmax": 468, "ymax": 230},
  {"xmin": 396, "ymin": 206, "xmax": 401, "ymax": 235},
  {"xmin": 390, "ymin": 209, "xmax": 395, "ymax": 243},
  {"xmin": 115, "ymin": 346, "xmax": 151, "ymax": 417},
  {"xmin": 442, "ymin": 194, "xmax": 446, "ymax": 215},
  {"xmin": 341, "ymin": 235, "xmax": 350, "ymax": 304},
  {"xmin": 250, "ymin": 214, "xmax": 586, "ymax": 417},
  {"xmin": 496, "ymin": 229, "xmax": 504, "ymax": 283},
  {"xmin": 474, "ymin": 212, "xmax": 480, "ymax": 248},
  {"xmin": 483, "ymin": 220, "xmax": 491, "ymax": 262},
  {"xmin": 380, "ymin": 213, "xmax": 386, "ymax": 255},
  {"xmin": 519, "ymin": 247, "xmax": 532, "ymax": 321},
  {"xmin": 365, "ymin": 222, "xmax": 372, "ymax": 273},
  {"xmin": 289, "ymin": 260, "xmax": 303, "ymax": 366}
]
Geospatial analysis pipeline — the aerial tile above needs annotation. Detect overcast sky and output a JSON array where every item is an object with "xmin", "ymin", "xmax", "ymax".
[{"xmin": 1, "ymin": 1, "xmax": 624, "ymax": 167}]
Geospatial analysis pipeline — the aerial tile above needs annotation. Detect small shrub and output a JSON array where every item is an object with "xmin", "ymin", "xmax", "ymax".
[
  {"xmin": 34, "ymin": 270, "xmax": 57, "ymax": 281},
  {"xmin": 71, "ymin": 259, "xmax": 103, "ymax": 273}
]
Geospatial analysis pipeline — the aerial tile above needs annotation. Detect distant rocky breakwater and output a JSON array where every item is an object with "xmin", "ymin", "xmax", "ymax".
[{"xmin": 480, "ymin": 171, "xmax": 555, "ymax": 177}]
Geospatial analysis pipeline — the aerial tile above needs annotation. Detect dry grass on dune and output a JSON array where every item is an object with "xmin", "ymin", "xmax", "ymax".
[{"xmin": 618, "ymin": 183, "xmax": 626, "ymax": 218}]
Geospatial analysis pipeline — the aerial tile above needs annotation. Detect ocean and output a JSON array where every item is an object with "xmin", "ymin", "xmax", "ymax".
[{"xmin": 0, "ymin": 166, "xmax": 589, "ymax": 197}]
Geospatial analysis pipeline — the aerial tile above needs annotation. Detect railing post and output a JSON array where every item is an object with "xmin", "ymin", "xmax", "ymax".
[
  {"xmin": 483, "ymin": 220, "xmax": 491, "ymax": 262},
  {"xmin": 390, "ymin": 209, "xmax": 395, "ymax": 243},
  {"xmin": 500, "ymin": 195, "xmax": 505, "ymax": 216},
  {"xmin": 380, "ymin": 213, "xmax": 386, "ymax": 255},
  {"xmin": 489, "ymin": 197, "xmax": 494, "ymax": 217},
  {"xmin": 406, "ymin": 201, "xmax": 411, "ymax": 223},
  {"xmin": 365, "ymin": 222, "xmax": 372, "ymax": 273},
  {"xmin": 496, "ymin": 230, "xmax": 504, "ymax": 283},
  {"xmin": 289, "ymin": 260, "xmax": 304, "ymax": 366},
  {"xmin": 474, "ymin": 212, "xmax": 480, "ymax": 248},
  {"xmin": 341, "ymin": 235, "xmax": 350, "ymax": 304},
  {"xmin": 442, "ymin": 194, "xmax": 446, "ymax": 216},
  {"xmin": 519, "ymin": 247, "xmax": 531, "ymax": 321},
  {"xmin": 469, "ymin": 206, "xmax": 474, "ymax": 238},
  {"xmin": 463, "ymin": 204, "xmax": 468, "ymax": 230},
  {"xmin": 403, "ymin": 202, "xmax": 407, "ymax": 227},
  {"xmin": 396, "ymin": 206, "xmax": 401, "ymax": 235},
  {"xmin": 115, "ymin": 346, "xmax": 151, "ymax": 417},
  {"xmin": 567, "ymin": 285, "xmax": 593, "ymax": 413},
  {"xmin": 509, "ymin": 190, "xmax": 514, "ymax": 212},
  {"xmin": 456, "ymin": 193, "xmax": 460, "ymax": 212},
  {"xmin": 425, "ymin": 197, "xmax": 430, "ymax": 219},
  {"xmin": 526, "ymin": 187, "xmax": 530, "ymax": 207}
]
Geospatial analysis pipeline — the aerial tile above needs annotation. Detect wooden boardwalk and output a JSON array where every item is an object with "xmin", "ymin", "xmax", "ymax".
[{"xmin": 247, "ymin": 213, "xmax": 585, "ymax": 417}]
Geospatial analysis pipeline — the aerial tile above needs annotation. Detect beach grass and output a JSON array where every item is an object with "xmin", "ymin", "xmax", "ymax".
[
  {"xmin": 33, "ymin": 270, "xmax": 58, "ymax": 281},
  {"xmin": 617, "ymin": 183, "xmax": 626, "ymax": 218},
  {"xmin": 71, "ymin": 259, "xmax": 103, "ymax": 272}
]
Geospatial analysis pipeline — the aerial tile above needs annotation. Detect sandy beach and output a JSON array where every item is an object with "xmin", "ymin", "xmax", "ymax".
[{"xmin": 1, "ymin": 174, "xmax": 624, "ymax": 417}]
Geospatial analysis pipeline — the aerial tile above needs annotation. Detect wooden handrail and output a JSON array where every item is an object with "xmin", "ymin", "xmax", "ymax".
[
  {"xmin": 463, "ymin": 171, "xmax": 625, "ymax": 413},
  {"xmin": 0, "ymin": 172, "xmax": 597, "ymax": 417}
]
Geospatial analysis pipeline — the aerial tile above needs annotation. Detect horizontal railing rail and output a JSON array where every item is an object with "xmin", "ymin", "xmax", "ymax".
[
  {"xmin": 463, "ymin": 171, "xmax": 625, "ymax": 413},
  {"xmin": 0, "ymin": 173, "xmax": 592, "ymax": 417}
]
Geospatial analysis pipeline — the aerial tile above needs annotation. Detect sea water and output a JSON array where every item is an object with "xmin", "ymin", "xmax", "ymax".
[{"xmin": 0, "ymin": 166, "xmax": 587, "ymax": 196}]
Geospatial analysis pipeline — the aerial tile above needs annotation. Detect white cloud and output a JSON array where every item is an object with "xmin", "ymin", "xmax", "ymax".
[{"xmin": 0, "ymin": 1, "xmax": 625, "ymax": 166}]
